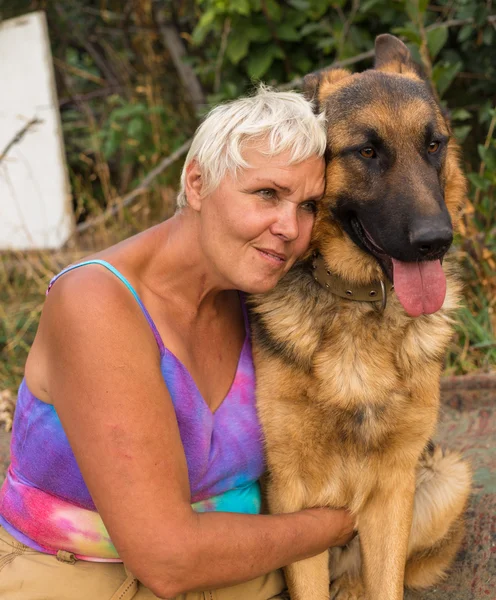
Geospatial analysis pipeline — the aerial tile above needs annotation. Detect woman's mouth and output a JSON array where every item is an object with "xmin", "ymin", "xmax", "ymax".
[{"xmin": 256, "ymin": 248, "xmax": 287, "ymax": 265}]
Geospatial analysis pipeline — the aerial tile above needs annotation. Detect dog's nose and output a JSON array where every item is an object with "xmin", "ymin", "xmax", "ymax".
[{"xmin": 409, "ymin": 225, "xmax": 453, "ymax": 258}]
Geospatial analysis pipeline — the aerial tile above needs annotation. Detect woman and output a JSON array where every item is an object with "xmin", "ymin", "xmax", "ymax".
[{"xmin": 0, "ymin": 87, "xmax": 354, "ymax": 599}]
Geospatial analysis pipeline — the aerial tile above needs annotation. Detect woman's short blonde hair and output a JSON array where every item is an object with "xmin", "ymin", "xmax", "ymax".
[{"xmin": 176, "ymin": 85, "xmax": 326, "ymax": 208}]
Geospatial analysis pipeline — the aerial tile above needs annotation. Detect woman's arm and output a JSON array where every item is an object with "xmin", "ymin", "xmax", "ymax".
[{"xmin": 37, "ymin": 267, "xmax": 353, "ymax": 598}]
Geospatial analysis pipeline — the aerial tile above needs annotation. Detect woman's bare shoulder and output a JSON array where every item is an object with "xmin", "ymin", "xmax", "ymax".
[{"xmin": 25, "ymin": 262, "xmax": 159, "ymax": 402}]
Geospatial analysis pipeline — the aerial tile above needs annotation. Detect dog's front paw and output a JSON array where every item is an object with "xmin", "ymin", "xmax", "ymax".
[{"xmin": 330, "ymin": 575, "xmax": 367, "ymax": 600}]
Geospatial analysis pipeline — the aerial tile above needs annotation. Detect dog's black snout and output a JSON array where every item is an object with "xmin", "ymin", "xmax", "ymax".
[{"xmin": 409, "ymin": 225, "xmax": 453, "ymax": 258}]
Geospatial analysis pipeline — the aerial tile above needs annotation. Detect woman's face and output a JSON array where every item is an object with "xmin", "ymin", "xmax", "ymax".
[{"xmin": 190, "ymin": 145, "xmax": 325, "ymax": 293}]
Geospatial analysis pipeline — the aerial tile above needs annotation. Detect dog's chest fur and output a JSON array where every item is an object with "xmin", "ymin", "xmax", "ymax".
[{"xmin": 250, "ymin": 262, "xmax": 460, "ymax": 510}]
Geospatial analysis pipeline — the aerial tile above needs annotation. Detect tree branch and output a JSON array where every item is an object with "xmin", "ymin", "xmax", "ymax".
[
  {"xmin": 277, "ymin": 49, "xmax": 375, "ymax": 91},
  {"xmin": 59, "ymin": 85, "xmax": 124, "ymax": 107},
  {"xmin": 0, "ymin": 118, "xmax": 42, "ymax": 164},
  {"xmin": 425, "ymin": 15, "xmax": 496, "ymax": 32},
  {"xmin": 75, "ymin": 139, "xmax": 192, "ymax": 234},
  {"xmin": 152, "ymin": 6, "xmax": 205, "ymax": 112},
  {"xmin": 214, "ymin": 17, "xmax": 231, "ymax": 94}
]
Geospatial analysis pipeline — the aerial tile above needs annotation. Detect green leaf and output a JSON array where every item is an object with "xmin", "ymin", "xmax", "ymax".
[
  {"xmin": 293, "ymin": 54, "xmax": 313, "ymax": 74},
  {"xmin": 110, "ymin": 103, "xmax": 146, "ymax": 121},
  {"xmin": 316, "ymin": 36, "xmax": 336, "ymax": 52},
  {"xmin": 359, "ymin": 0, "xmax": 382, "ymax": 13},
  {"xmin": 226, "ymin": 33, "xmax": 250, "ymax": 64},
  {"xmin": 191, "ymin": 10, "xmax": 217, "ymax": 45},
  {"xmin": 427, "ymin": 26, "xmax": 448, "ymax": 59},
  {"xmin": 418, "ymin": 0, "xmax": 429, "ymax": 15},
  {"xmin": 276, "ymin": 23, "xmax": 301, "ymax": 41},
  {"xmin": 308, "ymin": 0, "xmax": 331, "ymax": 19},
  {"xmin": 225, "ymin": 81, "xmax": 239, "ymax": 98},
  {"xmin": 451, "ymin": 109, "xmax": 472, "ymax": 121},
  {"xmin": 148, "ymin": 106, "xmax": 166, "ymax": 116},
  {"xmin": 405, "ymin": 0, "xmax": 420, "ymax": 23},
  {"xmin": 392, "ymin": 26, "xmax": 422, "ymax": 45},
  {"xmin": 474, "ymin": 4, "xmax": 489, "ymax": 27},
  {"xmin": 406, "ymin": 42, "xmax": 422, "ymax": 64},
  {"xmin": 405, "ymin": 0, "xmax": 424, "ymax": 23},
  {"xmin": 300, "ymin": 22, "xmax": 328, "ymax": 36},
  {"xmin": 287, "ymin": 0, "xmax": 310, "ymax": 9},
  {"xmin": 102, "ymin": 129, "xmax": 120, "ymax": 160},
  {"xmin": 232, "ymin": 0, "xmax": 251, "ymax": 15},
  {"xmin": 478, "ymin": 145, "xmax": 496, "ymax": 172},
  {"xmin": 264, "ymin": 0, "xmax": 282, "ymax": 21},
  {"xmin": 458, "ymin": 24, "xmax": 474, "ymax": 43},
  {"xmin": 272, "ymin": 46, "xmax": 285, "ymax": 59},
  {"xmin": 127, "ymin": 117, "xmax": 144, "ymax": 139},
  {"xmin": 283, "ymin": 8, "xmax": 307, "ymax": 27},
  {"xmin": 483, "ymin": 26, "xmax": 493, "ymax": 46},
  {"xmin": 478, "ymin": 101, "xmax": 494, "ymax": 125},
  {"xmin": 247, "ymin": 20, "xmax": 272, "ymax": 42},
  {"xmin": 247, "ymin": 46, "xmax": 275, "ymax": 79},
  {"xmin": 467, "ymin": 173, "xmax": 491, "ymax": 191},
  {"xmin": 453, "ymin": 125, "xmax": 472, "ymax": 144},
  {"xmin": 432, "ymin": 61, "xmax": 462, "ymax": 97}
]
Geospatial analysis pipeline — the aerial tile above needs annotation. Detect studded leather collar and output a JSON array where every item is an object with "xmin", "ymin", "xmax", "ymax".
[{"xmin": 311, "ymin": 253, "xmax": 394, "ymax": 311}]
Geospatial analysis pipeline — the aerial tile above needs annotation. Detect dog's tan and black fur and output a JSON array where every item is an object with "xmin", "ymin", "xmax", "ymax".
[{"xmin": 249, "ymin": 35, "xmax": 471, "ymax": 600}]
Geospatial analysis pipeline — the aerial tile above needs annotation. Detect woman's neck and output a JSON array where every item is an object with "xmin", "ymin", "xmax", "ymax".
[{"xmin": 136, "ymin": 209, "xmax": 234, "ymax": 320}]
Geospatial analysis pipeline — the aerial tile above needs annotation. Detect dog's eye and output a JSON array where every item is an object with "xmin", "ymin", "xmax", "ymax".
[
  {"xmin": 428, "ymin": 141, "xmax": 440, "ymax": 154},
  {"xmin": 359, "ymin": 147, "xmax": 376, "ymax": 159}
]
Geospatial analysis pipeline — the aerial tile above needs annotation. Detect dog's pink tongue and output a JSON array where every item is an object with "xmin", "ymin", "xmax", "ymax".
[{"xmin": 391, "ymin": 259, "xmax": 446, "ymax": 317}]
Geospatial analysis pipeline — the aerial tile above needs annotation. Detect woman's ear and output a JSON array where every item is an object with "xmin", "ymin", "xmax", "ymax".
[{"xmin": 184, "ymin": 160, "xmax": 203, "ymax": 211}]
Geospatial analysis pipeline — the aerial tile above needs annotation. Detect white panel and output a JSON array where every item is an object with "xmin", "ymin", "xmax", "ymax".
[{"xmin": 0, "ymin": 11, "xmax": 73, "ymax": 250}]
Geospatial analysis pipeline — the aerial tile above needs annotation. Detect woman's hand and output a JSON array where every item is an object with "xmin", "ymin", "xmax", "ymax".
[{"xmin": 304, "ymin": 507, "xmax": 356, "ymax": 547}]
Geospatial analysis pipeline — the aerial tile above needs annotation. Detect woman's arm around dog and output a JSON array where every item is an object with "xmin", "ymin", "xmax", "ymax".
[{"xmin": 35, "ymin": 271, "xmax": 353, "ymax": 599}]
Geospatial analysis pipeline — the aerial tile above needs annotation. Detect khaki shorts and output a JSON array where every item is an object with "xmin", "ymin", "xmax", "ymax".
[{"xmin": 0, "ymin": 525, "xmax": 287, "ymax": 599}]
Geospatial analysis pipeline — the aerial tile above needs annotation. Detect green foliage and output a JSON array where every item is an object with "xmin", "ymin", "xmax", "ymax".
[
  {"xmin": 98, "ymin": 100, "xmax": 186, "ymax": 164},
  {"xmin": 427, "ymin": 26, "xmax": 448, "ymax": 59}
]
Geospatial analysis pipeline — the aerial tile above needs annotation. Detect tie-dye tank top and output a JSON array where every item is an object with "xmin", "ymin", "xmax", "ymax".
[{"xmin": 0, "ymin": 260, "xmax": 264, "ymax": 562}]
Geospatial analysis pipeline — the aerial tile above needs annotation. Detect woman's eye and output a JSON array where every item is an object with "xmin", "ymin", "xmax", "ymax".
[
  {"xmin": 359, "ymin": 147, "xmax": 376, "ymax": 159},
  {"xmin": 258, "ymin": 189, "xmax": 276, "ymax": 200},
  {"xmin": 301, "ymin": 201, "xmax": 317, "ymax": 213},
  {"xmin": 428, "ymin": 141, "xmax": 440, "ymax": 154}
]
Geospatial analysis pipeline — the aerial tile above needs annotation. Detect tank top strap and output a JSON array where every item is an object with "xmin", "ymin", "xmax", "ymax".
[{"xmin": 47, "ymin": 259, "xmax": 165, "ymax": 353}]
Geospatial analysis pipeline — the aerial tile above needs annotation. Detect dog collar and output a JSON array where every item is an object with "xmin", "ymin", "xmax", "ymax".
[{"xmin": 311, "ymin": 253, "xmax": 393, "ymax": 311}]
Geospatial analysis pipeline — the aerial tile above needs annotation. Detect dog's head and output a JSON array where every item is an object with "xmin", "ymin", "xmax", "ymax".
[{"xmin": 305, "ymin": 34, "xmax": 466, "ymax": 317}]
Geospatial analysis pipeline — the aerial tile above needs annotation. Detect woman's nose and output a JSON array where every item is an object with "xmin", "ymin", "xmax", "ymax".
[{"xmin": 270, "ymin": 207, "xmax": 299, "ymax": 241}]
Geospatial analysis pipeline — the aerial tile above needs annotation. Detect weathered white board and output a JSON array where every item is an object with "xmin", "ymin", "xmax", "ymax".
[{"xmin": 0, "ymin": 11, "xmax": 73, "ymax": 250}]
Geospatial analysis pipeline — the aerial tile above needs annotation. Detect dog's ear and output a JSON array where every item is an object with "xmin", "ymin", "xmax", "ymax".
[
  {"xmin": 374, "ymin": 34, "xmax": 424, "ymax": 78},
  {"xmin": 303, "ymin": 73, "xmax": 322, "ymax": 112},
  {"xmin": 303, "ymin": 69, "xmax": 352, "ymax": 112}
]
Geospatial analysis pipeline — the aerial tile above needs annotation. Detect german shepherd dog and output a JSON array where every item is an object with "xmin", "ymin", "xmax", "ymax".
[{"xmin": 249, "ymin": 35, "xmax": 471, "ymax": 600}]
